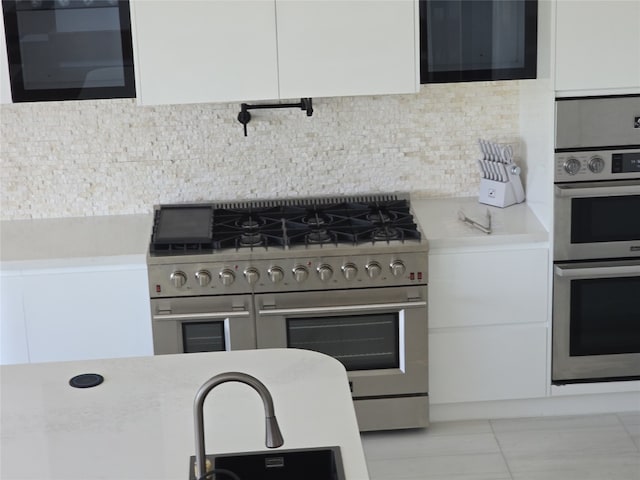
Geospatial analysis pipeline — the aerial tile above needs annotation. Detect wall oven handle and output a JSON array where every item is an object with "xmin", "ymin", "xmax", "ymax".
[
  {"xmin": 555, "ymin": 182, "xmax": 640, "ymax": 198},
  {"xmin": 258, "ymin": 301, "xmax": 427, "ymax": 317},
  {"xmin": 153, "ymin": 311, "xmax": 250, "ymax": 321},
  {"xmin": 554, "ymin": 262, "xmax": 640, "ymax": 278}
]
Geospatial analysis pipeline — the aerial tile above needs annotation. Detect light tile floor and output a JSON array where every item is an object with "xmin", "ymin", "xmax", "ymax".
[{"xmin": 361, "ymin": 412, "xmax": 640, "ymax": 480}]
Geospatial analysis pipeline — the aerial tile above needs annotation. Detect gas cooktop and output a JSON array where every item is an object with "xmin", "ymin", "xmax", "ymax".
[
  {"xmin": 149, "ymin": 194, "xmax": 422, "ymax": 256},
  {"xmin": 147, "ymin": 194, "xmax": 428, "ymax": 296}
]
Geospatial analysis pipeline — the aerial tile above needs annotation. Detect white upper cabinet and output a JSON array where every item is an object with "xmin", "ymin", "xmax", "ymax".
[
  {"xmin": 131, "ymin": 1, "xmax": 280, "ymax": 105},
  {"xmin": 131, "ymin": 0, "xmax": 419, "ymax": 105},
  {"xmin": 276, "ymin": 0, "xmax": 418, "ymax": 99},
  {"xmin": 555, "ymin": 0, "xmax": 640, "ymax": 94}
]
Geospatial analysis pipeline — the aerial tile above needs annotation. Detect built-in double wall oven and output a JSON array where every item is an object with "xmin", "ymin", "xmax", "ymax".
[{"xmin": 552, "ymin": 95, "xmax": 640, "ymax": 384}]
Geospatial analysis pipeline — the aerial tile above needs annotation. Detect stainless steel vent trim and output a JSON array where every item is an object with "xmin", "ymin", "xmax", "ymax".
[{"xmin": 211, "ymin": 193, "xmax": 408, "ymax": 210}]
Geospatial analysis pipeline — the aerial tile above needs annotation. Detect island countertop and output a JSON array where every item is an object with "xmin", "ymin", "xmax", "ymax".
[{"xmin": 0, "ymin": 348, "xmax": 370, "ymax": 480}]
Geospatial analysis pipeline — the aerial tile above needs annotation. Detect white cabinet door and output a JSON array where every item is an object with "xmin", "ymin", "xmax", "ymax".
[
  {"xmin": 22, "ymin": 266, "xmax": 153, "ymax": 363},
  {"xmin": 429, "ymin": 324, "xmax": 548, "ymax": 404},
  {"xmin": 428, "ymin": 247, "xmax": 549, "ymax": 403},
  {"xmin": 555, "ymin": 0, "xmax": 640, "ymax": 92},
  {"xmin": 276, "ymin": 0, "xmax": 418, "ymax": 99},
  {"xmin": 131, "ymin": 0, "xmax": 279, "ymax": 105},
  {"xmin": 0, "ymin": 272, "xmax": 28, "ymax": 364},
  {"xmin": 429, "ymin": 248, "xmax": 548, "ymax": 328}
]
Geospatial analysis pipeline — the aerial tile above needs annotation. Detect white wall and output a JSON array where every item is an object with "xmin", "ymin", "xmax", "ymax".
[{"xmin": 0, "ymin": 82, "xmax": 522, "ymax": 220}]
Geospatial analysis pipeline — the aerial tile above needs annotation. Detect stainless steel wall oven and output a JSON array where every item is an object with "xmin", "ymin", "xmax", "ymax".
[
  {"xmin": 147, "ymin": 195, "xmax": 429, "ymax": 431},
  {"xmin": 553, "ymin": 95, "xmax": 640, "ymax": 384}
]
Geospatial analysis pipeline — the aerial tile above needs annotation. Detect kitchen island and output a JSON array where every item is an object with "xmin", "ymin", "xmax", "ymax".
[{"xmin": 0, "ymin": 348, "xmax": 370, "ymax": 480}]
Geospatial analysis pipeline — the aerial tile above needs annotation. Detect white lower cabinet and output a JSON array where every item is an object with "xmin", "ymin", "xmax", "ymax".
[
  {"xmin": 0, "ymin": 272, "xmax": 29, "ymax": 364},
  {"xmin": 428, "ymin": 247, "xmax": 549, "ymax": 404},
  {"xmin": 20, "ymin": 265, "xmax": 153, "ymax": 363},
  {"xmin": 429, "ymin": 324, "xmax": 547, "ymax": 404}
]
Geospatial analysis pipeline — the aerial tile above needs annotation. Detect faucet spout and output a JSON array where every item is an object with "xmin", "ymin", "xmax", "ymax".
[{"xmin": 193, "ymin": 372, "xmax": 284, "ymax": 480}]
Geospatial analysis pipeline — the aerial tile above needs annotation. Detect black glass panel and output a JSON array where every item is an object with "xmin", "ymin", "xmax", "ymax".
[
  {"xmin": 182, "ymin": 322, "xmax": 225, "ymax": 353},
  {"xmin": 569, "ymin": 276, "xmax": 640, "ymax": 356},
  {"xmin": 571, "ymin": 196, "xmax": 640, "ymax": 244},
  {"xmin": 420, "ymin": 0, "xmax": 537, "ymax": 83},
  {"xmin": 2, "ymin": 0, "xmax": 135, "ymax": 101},
  {"xmin": 286, "ymin": 314, "xmax": 400, "ymax": 371}
]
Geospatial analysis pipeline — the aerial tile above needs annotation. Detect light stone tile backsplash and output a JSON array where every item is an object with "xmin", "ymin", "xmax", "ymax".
[{"xmin": 0, "ymin": 82, "xmax": 520, "ymax": 220}]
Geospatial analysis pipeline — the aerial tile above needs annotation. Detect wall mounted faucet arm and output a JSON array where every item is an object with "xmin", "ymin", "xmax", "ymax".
[{"xmin": 237, "ymin": 98, "xmax": 313, "ymax": 136}]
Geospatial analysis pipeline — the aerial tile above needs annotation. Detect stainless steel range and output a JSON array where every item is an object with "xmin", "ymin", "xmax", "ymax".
[{"xmin": 146, "ymin": 194, "xmax": 429, "ymax": 431}]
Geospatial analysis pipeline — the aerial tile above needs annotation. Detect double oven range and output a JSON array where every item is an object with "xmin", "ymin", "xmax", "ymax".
[
  {"xmin": 553, "ymin": 95, "xmax": 640, "ymax": 384},
  {"xmin": 147, "ymin": 194, "xmax": 429, "ymax": 431}
]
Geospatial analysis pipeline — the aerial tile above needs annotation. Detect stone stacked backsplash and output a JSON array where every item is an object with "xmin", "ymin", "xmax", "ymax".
[{"xmin": 0, "ymin": 81, "xmax": 520, "ymax": 220}]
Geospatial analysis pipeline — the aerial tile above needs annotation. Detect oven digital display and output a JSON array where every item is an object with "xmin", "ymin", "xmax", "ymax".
[{"xmin": 612, "ymin": 152, "xmax": 640, "ymax": 173}]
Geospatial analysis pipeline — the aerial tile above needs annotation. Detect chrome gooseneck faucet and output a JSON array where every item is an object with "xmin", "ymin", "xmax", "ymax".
[{"xmin": 193, "ymin": 372, "xmax": 284, "ymax": 479}]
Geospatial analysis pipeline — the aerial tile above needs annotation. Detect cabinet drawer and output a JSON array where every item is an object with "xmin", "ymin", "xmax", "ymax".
[
  {"xmin": 428, "ymin": 248, "xmax": 548, "ymax": 328},
  {"xmin": 429, "ymin": 323, "xmax": 548, "ymax": 403}
]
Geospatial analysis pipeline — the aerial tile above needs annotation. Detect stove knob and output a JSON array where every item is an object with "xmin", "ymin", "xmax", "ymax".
[
  {"xmin": 170, "ymin": 271, "xmax": 187, "ymax": 289},
  {"xmin": 342, "ymin": 263, "xmax": 358, "ymax": 281},
  {"xmin": 317, "ymin": 264, "xmax": 333, "ymax": 282},
  {"xmin": 366, "ymin": 261, "xmax": 382, "ymax": 279},
  {"xmin": 219, "ymin": 269, "xmax": 235, "ymax": 286},
  {"xmin": 588, "ymin": 155, "xmax": 605, "ymax": 173},
  {"xmin": 244, "ymin": 267, "xmax": 260, "ymax": 285},
  {"xmin": 390, "ymin": 260, "xmax": 406, "ymax": 277},
  {"xmin": 268, "ymin": 266, "xmax": 284, "ymax": 283},
  {"xmin": 563, "ymin": 157, "xmax": 581, "ymax": 175},
  {"xmin": 293, "ymin": 265, "xmax": 309, "ymax": 283},
  {"xmin": 195, "ymin": 270, "xmax": 211, "ymax": 287}
]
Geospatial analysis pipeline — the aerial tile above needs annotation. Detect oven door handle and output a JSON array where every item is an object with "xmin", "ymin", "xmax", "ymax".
[
  {"xmin": 152, "ymin": 311, "xmax": 250, "ymax": 321},
  {"xmin": 258, "ymin": 301, "xmax": 427, "ymax": 317},
  {"xmin": 554, "ymin": 262, "xmax": 640, "ymax": 278},
  {"xmin": 555, "ymin": 182, "xmax": 640, "ymax": 198}
]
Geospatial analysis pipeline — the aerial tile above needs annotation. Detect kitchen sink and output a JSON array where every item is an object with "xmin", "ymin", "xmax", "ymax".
[{"xmin": 188, "ymin": 446, "xmax": 345, "ymax": 480}]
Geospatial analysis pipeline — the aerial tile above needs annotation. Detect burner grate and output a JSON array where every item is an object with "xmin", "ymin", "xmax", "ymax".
[{"xmin": 149, "ymin": 196, "xmax": 421, "ymax": 254}]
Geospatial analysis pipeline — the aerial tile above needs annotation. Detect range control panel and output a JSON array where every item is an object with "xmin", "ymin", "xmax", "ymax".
[
  {"xmin": 148, "ymin": 253, "xmax": 429, "ymax": 298},
  {"xmin": 554, "ymin": 149, "xmax": 640, "ymax": 183}
]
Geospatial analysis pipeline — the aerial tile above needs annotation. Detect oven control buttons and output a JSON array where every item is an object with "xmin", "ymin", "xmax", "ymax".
[
  {"xmin": 342, "ymin": 263, "xmax": 358, "ymax": 281},
  {"xmin": 366, "ymin": 261, "xmax": 382, "ymax": 278},
  {"xmin": 244, "ymin": 267, "xmax": 260, "ymax": 285},
  {"xmin": 317, "ymin": 264, "xmax": 333, "ymax": 282},
  {"xmin": 170, "ymin": 271, "xmax": 187, "ymax": 288},
  {"xmin": 268, "ymin": 266, "xmax": 284, "ymax": 283},
  {"xmin": 588, "ymin": 155, "xmax": 605, "ymax": 173},
  {"xmin": 195, "ymin": 270, "xmax": 211, "ymax": 287},
  {"xmin": 563, "ymin": 157, "xmax": 581, "ymax": 175},
  {"xmin": 390, "ymin": 260, "xmax": 406, "ymax": 277},
  {"xmin": 293, "ymin": 265, "xmax": 309, "ymax": 283},
  {"xmin": 219, "ymin": 269, "xmax": 235, "ymax": 286}
]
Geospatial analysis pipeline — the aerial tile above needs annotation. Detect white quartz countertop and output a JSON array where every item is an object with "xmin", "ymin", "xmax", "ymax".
[
  {"xmin": 412, "ymin": 197, "xmax": 548, "ymax": 252},
  {"xmin": 0, "ymin": 196, "xmax": 548, "ymax": 269},
  {"xmin": 0, "ymin": 348, "xmax": 369, "ymax": 480},
  {"xmin": 0, "ymin": 213, "xmax": 152, "ymax": 270}
]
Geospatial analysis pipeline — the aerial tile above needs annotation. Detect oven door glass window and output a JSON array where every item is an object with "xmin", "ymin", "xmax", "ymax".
[
  {"xmin": 2, "ymin": 0, "xmax": 135, "ymax": 102},
  {"xmin": 570, "ymin": 276, "xmax": 640, "ymax": 356},
  {"xmin": 182, "ymin": 322, "xmax": 226, "ymax": 354},
  {"xmin": 286, "ymin": 313, "xmax": 400, "ymax": 371},
  {"xmin": 571, "ymin": 196, "xmax": 640, "ymax": 244}
]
